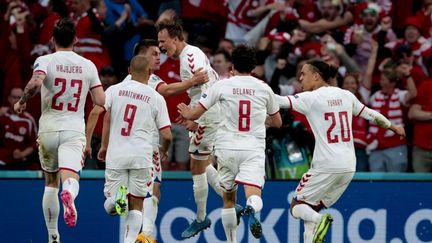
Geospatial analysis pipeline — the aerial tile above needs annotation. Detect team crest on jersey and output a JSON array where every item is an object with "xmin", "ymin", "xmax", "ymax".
[{"xmin": 19, "ymin": 127, "xmax": 27, "ymax": 135}]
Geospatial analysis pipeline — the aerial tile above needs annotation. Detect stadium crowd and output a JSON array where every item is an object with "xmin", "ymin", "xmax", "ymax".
[{"xmin": 0, "ymin": 0, "xmax": 431, "ymax": 174}]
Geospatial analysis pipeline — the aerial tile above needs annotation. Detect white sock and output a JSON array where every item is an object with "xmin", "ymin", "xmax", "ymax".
[
  {"xmin": 193, "ymin": 173, "xmax": 208, "ymax": 222},
  {"xmin": 246, "ymin": 195, "xmax": 263, "ymax": 213},
  {"xmin": 62, "ymin": 178, "xmax": 79, "ymax": 199},
  {"xmin": 142, "ymin": 196, "xmax": 159, "ymax": 236},
  {"xmin": 292, "ymin": 204, "xmax": 321, "ymax": 224},
  {"xmin": 124, "ymin": 210, "xmax": 142, "ymax": 243},
  {"xmin": 221, "ymin": 208, "xmax": 237, "ymax": 243},
  {"xmin": 43, "ymin": 187, "xmax": 60, "ymax": 237},
  {"xmin": 304, "ymin": 221, "xmax": 316, "ymax": 243},
  {"xmin": 104, "ymin": 197, "xmax": 116, "ymax": 215},
  {"xmin": 206, "ymin": 164, "xmax": 223, "ymax": 197}
]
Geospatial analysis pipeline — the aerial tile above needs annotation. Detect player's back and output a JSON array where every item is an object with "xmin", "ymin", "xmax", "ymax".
[
  {"xmin": 212, "ymin": 76, "xmax": 278, "ymax": 151},
  {"xmin": 105, "ymin": 80, "xmax": 168, "ymax": 169},
  {"xmin": 36, "ymin": 51, "xmax": 101, "ymax": 134},
  {"xmin": 292, "ymin": 86, "xmax": 360, "ymax": 172}
]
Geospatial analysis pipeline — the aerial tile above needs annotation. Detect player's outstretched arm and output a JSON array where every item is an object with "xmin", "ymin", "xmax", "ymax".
[
  {"xmin": 158, "ymin": 68, "xmax": 209, "ymax": 96},
  {"xmin": 14, "ymin": 71, "xmax": 46, "ymax": 113},
  {"xmin": 85, "ymin": 105, "xmax": 105, "ymax": 158},
  {"xmin": 97, "ymin": 110, "xmax": 111, "ymax": 162},
  {"xmin": 358, "ymin": 106, "xmax": 406, "ymax": 139},
  {"xmin": 275, "ymin": 94, "xmax": 291, "ymax": 109},
  {"xmin": 177, "ymin": 103, "xmax": 206, "ymax": 121}
]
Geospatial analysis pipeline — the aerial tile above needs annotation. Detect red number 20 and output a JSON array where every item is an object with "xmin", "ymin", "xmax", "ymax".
[
  {"xmin": 51, "ymin": 78, "xmax": 82, "ymax": 112},
  {"xmin": 121, "ymin": 104, "xmax": 137, "ymax": 136},
  {"xmin": 324, "ymin": 111, "xmax": 351, "ymax": 143},
  {"xmin": 238, "ymin": 100, "xmax": 251, "ymax": 131}
]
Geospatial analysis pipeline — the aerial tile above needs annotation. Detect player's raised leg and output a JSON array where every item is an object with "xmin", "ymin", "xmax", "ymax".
[
  {"xmin": 243, "ymin": 186, "xmax": 263, "ymax": 239},
  {"xmin": 60, "ymin": 170, "xmax": 80, "ymax": 228}
]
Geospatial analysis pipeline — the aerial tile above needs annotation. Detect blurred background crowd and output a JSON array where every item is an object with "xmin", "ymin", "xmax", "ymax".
[{"xmin": 0, "ymin": 0, "xmax": 431, "ymax": 178}]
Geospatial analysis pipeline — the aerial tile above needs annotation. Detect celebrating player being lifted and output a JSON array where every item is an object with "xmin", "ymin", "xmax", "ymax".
[
  {"xmin": 97, "ymin": 55, "xmax": 172, "ymax": 243},
  {"xmin": 178, "ymin": 45, "xmax": 282, "ymax": 242},
  {"xmin": 275, "ymin": 60, "xmax": 405, "ymax": 243},
  {"xmin": 85, "ymin": 39, "xmax": 208, "ymax": 243},
  {"xmin": 157, "ymin": 19, "xmax": 231, "ymax": 238}
]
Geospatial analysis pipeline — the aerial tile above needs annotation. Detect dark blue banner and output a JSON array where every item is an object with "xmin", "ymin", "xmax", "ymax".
[{"xmin": 0, "ymin": 180, "xmax": 431, "ymax": 243}]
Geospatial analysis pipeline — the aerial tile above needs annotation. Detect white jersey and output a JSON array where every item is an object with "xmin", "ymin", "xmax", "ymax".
[
  {"xmin": 199, "ymin": 75, "xmax": 279, "ymax": 150},
  {"xmin": 282, "ymin": 87, "xmax": 364, "ymax": 173},
  {"xmin": 179, "ymin": 44, "xmax": 220, "ymax": 125},
  {"xmin": 104, "ymin": 79, "xmax": 171, "ymax": 169},
  {"xmin": 122, "ymin": 74, "xmax": 166, "ymax": 147},
  {"xmin": 33, "ymin": 51, "xmax": 101, "ymax": 134}
]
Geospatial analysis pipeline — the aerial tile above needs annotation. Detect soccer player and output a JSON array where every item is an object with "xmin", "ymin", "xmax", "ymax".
[
  {"xmin": 157, "ymin": 19, "xmax": 228, "ymax": 238},
  {"xmin": 275, "ymin": 60, "xmax": 405, "ymax": 243},
  {"xmin": 14, "ymin": 18, "xmax": 105, "ymax": 243},
  {"xmin": 85, "ymin": 39, "xmax": 208, "ymax": 243},
  {"xmin": 177, "ymin": 45, "xmax": 282, "ymax": 242},
  {"xmin": 97, "ymin": 55, "xmax": 172, "ymax": 243}
]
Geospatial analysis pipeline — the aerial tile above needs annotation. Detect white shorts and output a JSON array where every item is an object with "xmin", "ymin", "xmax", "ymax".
[
  {"xmin": 189, "ymin": 124, "xmax": 216, "ymax": 160},
  {"xmin": 37, "ymin": 131, "xmax": 85, "ymax": 173},
  {"xmin": 104, "ymin": 168, "xmax": 153, "ymax": 199},
  {"xmin": 294, "ymin": 170, "xmax": 354, "ymax": 208},
  {"xmin": 215, "ymin": 149, "xmax": 265, "ymax": 192}
]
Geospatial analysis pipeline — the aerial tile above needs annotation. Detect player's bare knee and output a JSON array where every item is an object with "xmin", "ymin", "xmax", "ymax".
[
  {"xmin": 244, "ymin": 185, "xmax": 261, "ymax": 199},
  {"xmin": 128, "ymin": 195, "xmax": 144, "ymax": 211},
  {"xmin": 44, "ymin": 171, "xmax": 60, "ymax": 188},
  {"xmin": 190, "ymin": 157, "xmax": 208, "ymax": 174},
  {"xmin": 152, "ymin": 183, "xmax": 161, "ymax": 200},
  {"xmin": 222, "ymin": 190, "xmax": 236, "ymax": 208},
  {"xmin": 59, "ymin": 169, "xmax": 80, "ymax": 183}
]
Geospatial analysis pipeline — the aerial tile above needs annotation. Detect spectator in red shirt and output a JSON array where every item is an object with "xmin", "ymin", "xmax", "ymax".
[
  {"xmin": 0, "ymin": 88, "xmax": 38, "ymax": 169},
  {"xmin": 408, "ymin": 80, "xmax": 432, "ymax": 172}
]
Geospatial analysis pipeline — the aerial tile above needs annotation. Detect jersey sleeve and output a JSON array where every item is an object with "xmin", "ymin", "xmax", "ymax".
[
  {"xmin": 266, "ymin": 86, "xmax": 280, "ymax": 115},
  {"xmin": 155, "ymin": 94, "xmax": 171, "ymax": 130},
  {"xmin": 88, "ymin": 61, "xmax": 102, "ymax": 90},
  {"xmin": 180, "ymin": 48, "xmax": 207, "ymax": 81},
  {"xmin": 33, "ymin": 56, "xmax": 50, "ymax": 74},
  {"xmin": 348, "ymin": 91, "xmax": 367, "ymax": 116},
  {"xmin": 104, "ymin": 86, "xmax": 113, "ymax": 110},
  {"xmin": 199, "ymin": 82, "xmax": 221, "ymax": 110},
  {"xmin": 149, "ymin": 74, "xmax": 166, "ymax": 91},
  {"xmin": 288, "ymin": 91, "xmax": 315, "ymax": 114}
]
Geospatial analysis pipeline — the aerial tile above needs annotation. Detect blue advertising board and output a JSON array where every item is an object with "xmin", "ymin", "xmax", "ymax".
[{"xmin": 0, "ymin": 179, "xmax": 431, "ymax": 243}]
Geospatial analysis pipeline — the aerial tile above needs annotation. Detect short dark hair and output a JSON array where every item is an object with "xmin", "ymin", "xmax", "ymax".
[
  {"xmin": 156, "ymin": 19, "xmax": 184, "ymax": 41},
  {"xmin": 232, "ymin": 45, "xmax": 256, "ymax": 74},
  {"xmin": 133, "ymin": 39, "xmax": 159, "ymax": 56},
  {"xmin": 53, "ymin": 18, "xmax": 76, "ymax": 48},
  {"xmin": 306, "ymin": 59, "xmax": 338, "ymax": 83},
  {"xmin": 214, "ymin": 49, "xmax": 232, "ymax": 62}
]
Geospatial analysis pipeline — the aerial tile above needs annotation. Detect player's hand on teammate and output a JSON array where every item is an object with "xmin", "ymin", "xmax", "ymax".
[
  {"xmin": 175, "ymin": 114, "xmax": 198, "ymax": 132},
  {"xmin": 177, "ymin": 103, "xmax": 190, "ymax": 118},
  {"xmin": 97, "ymin": 147, "xmax": 107, "ymax": 162},
  {"xmin": 191, "ymin": 68, "xmax": 209, "ymax": 85},
  {"xmin": 14, "ymin": 101, "xmax": 26, "ymax": 114},
  {"xmin": 390, "ymin": 125, "xmax": 406, "ymax": 139}
]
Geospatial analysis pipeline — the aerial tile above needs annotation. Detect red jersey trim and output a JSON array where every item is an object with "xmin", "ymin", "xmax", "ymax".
[
  {"xmin": 234, "ymin": 180, "xmax": 261, "ymax": 189},
  {"xmin": 159, "ymin": 125, "xmax": 171, "ymax": 131},
  {"xmin": 34, "ymin": 70, "xmax": 46, "ymax": 75},
  {"xmin": 90, "ymin": 84, "xmax": 102, "ymax": 90},
  {"xmin": 357, "ymin": 105, "xmax": 366, "ymax": 116},
  {"xmin": 287, "ymin": 96, "xmax": 293, "ymax": 109},
  {"xmin": 155, "ymin": 82, "xmax": 166, "ymax": 92},
  {"xmin": 269, "ymin": 110, "xmax": 280, "ymax": 116},
  {"xmin": 199, "ymin": 102, "xmax": 208, "ymax": 111}
]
